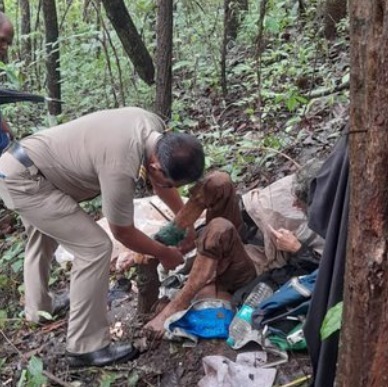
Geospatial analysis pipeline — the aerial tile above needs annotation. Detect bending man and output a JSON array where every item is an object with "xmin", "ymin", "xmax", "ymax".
[{"xmin": 0, "ymin": 107, "xmax": 204, "ymax": 367}]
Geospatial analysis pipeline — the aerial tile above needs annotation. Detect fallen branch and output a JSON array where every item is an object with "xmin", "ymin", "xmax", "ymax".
[
  {"xmin": 0, "ymin": 329, "xmax": 72, "ymax": 387},
  {"xmin": 239, "ymin": 145, "xmax": 301, "ymax": 169},
  {"xmin": 304, "ymin": 80, "xmax": 350, "ymax": 99}
]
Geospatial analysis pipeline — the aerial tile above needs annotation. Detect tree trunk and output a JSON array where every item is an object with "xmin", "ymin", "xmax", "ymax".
[
  {"xmin": 221, "ymin": 0, "xmax": 248, "ymax": 96},
  {"xmin": 42, "ymin": 0, "xmax": 61, "ymax": 115},
  {"xmin": 224, "ymin": 0, "xmax": 248, "ymax": 43},
  {"xmin": 323, "ymin": 0, "xmax": 347, "ymax": 40},
  {"xmin": 0, "ymin": 1, "xmax": 5, "ymax": 13},
  {"xmin": 336, "ymin": 1, "xmax": 388, "ymax": 386},
  {"xmin": 155, "ymin": 0, "xmax": 173, "ymax": 120},
  {"xmin": 136, "ymin": 259, "xmax": 160, "ymax": 316},
  {"xmin": 20, "ymin": 0, "xmax": 32, "ymax": 69},
  {"xmin": 101, "ymin": 0, "xmax": 154, "ymax": 86}
]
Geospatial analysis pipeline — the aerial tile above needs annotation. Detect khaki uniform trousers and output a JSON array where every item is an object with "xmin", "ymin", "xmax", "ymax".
[{"xmin": 0, "ymin": 152, "xmax": 112, "ymax": 354}]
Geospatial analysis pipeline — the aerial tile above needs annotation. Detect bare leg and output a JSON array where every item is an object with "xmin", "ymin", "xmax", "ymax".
[{"xmin": 145, "ymin": 218, "xmax": 256, "ymax": 336}]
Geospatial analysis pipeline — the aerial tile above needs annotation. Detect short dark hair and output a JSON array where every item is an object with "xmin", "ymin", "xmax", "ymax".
[{"xmin": 155, "ymin": 132, "xmax": 205, "ymax": 183}]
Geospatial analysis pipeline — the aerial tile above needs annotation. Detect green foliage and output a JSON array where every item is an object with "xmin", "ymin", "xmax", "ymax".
[
  {"xmin": 17, "ymin": 356, "xmax": 47, "ymax": 387},
  {"xmin": 100, "ymin": 372, "xmax": 118, "ymax": 387},
  {"xmin": 1, "ymin": 236, "xmax": 25, "ymax": 274},
  {"xmin": 321, "ymin": 301, "xmax": 343, "ymax": 340},
  {"xmin": 0, "ymin": 309, "xmax": 7, "ymax": 328}
]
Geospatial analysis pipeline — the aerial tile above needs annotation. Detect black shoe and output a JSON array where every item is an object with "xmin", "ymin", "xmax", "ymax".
[
  {"xmin": 35, "ymin": 291, "xmax": 70, "ymax": 324},
  {"xmin": 66, "ymin": 343, "xmax": 139, "ymax": 367},
  {"xmin": 52, "ymin": 291, "xmax": 70, "ymax": 318}
]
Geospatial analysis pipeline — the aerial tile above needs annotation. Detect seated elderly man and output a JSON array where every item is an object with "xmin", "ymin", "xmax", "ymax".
[{"xmin": 145, "ymin": 163, "xmax": 324, "ymax": 335}]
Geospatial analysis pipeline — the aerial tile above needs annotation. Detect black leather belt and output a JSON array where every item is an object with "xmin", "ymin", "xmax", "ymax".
[{"xmin": 7, "ymin": 142, "xmax": 34, "ymax": 168}]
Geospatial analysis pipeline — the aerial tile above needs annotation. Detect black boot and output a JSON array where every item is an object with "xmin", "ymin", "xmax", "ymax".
[{"xmin": 66, "ymin": 343, "xmax": 139, "ymax": 367}]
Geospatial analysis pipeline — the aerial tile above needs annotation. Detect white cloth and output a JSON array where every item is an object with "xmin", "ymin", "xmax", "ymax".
[{"xmin": 198, "ymin": 352, "xmax": 277, "ymax": 387}]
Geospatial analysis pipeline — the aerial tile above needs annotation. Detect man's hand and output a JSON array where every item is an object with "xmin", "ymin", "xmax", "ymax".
[
  {"xmin": 269, "ymin": 226, "xmax": 302, "ymax": 253},
  {"xmin": 178, "ymin": 225, "xmax": 196, "ymax": 254},
  {"xmin": 144, "ymin": 314, "xmax": 167, "ymax": 339},
  {"xmin": 157, "ymin": 246, "xmax": 184, "ymax": 271}
]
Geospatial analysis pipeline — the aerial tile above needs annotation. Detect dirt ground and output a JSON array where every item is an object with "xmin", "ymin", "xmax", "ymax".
[{"xmin": 0, "ymin": 271, "xmax": 312, "ymax": 387}]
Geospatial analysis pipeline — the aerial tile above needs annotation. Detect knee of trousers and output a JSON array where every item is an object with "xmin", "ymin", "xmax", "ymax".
[
  {"xmin": 197, "ymin": 217, "xmax": 239, "ymax": 255},
  {"xmin": 203, "ymin": 171, "xmax": 233, "ymax": 192},
  {"xmin": 91, "ymin": 235, "xmax": 113, "ymax": 261}
]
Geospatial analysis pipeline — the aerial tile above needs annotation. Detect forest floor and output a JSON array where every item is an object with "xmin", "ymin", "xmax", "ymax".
[
  {"xmin": 0, "ymin": 25, "xmax": 350, "ymax": 387},
  {"xmin": 0, "ymin": 101, "xmax": 346, "ymax": 386}
]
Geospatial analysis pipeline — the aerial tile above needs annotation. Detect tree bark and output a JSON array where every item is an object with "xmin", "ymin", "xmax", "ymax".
[
  {"xmin": 224, "ymin": 0, "xmax": 248, "ymax": 44},
  {"xmin": 221, "ymin": 0, "xmax": 249, "ymax": 96},
  {"xmin": 337, "ymin": 1, "xmax": 388, "ymax": 386},
  {"xmin": 101, "ymin": 0, "xmax": 154, "ymax": 86},
  {"xmin": 20, "ymin": 0, "xmax": 32, "ymax": 68},
  {"xmin": 42, "ymin": 0, "xmax": 61, "ymax": 115},
  {"xmin": 323, "ymin": 0, "xmax": 347, "ymax": 40},
  {"xmin": 136, "ymin": 259, "xmax": 160, "ymax": 315},
  {"xmin": 155, "ymin": 0, "xmax": 173, "ymax": 120}
]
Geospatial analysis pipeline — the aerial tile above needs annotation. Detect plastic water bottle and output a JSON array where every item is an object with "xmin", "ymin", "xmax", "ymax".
[{"xmin": 227, "ymin": 282, "xmax": 273, "ymax": 349}]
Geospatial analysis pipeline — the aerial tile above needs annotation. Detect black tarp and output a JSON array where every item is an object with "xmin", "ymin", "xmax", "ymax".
[
  {"xmin": 304, "ymin": 132, "xmax": 349, "ymax": 387},
  {"xmin": 0, "ymin": 88, "xmax": 45, "ymax": 105}
]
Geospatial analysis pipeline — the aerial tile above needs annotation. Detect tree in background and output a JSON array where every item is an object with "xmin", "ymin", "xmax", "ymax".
[
  {"xmin": 337, "ymin": 1, "xmax": 388, "ymax": 385},
  {"xmin": 101, "ymin": 0, "xmax": 155, "ymax": 86},
  {"xmin": 323, "ymin": 0, "xmax": 347, "ymax": 40},
  {"xmin": 20, "ymin": 0, "xmax": 31, "ymax": 69},
  {"xmin": 42, "ymin": 0, "xmax": 61, "ymax": 115},
  {"xmin": 155, "ymin": 0, "xmax": 173, "ymax": 119}
]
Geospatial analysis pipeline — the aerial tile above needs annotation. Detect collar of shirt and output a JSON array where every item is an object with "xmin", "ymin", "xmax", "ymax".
[{"xmin": 136, "ymin": 131, "xmax": 162, "ymax": 186}]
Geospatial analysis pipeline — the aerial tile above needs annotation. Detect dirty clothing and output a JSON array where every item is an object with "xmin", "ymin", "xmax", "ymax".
[
  {"xmin": 0, "ymin": 107, "xmax": 164, "ymax": 354},
  {"xmin": 189, "ymin": 171, "xmax": 323, "ymax": 293}
]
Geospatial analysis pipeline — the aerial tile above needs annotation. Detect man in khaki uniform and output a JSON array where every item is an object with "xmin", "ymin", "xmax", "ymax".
[{"xmin": 0, "ymin": 107, "xmax": 204, "ymax": 367}]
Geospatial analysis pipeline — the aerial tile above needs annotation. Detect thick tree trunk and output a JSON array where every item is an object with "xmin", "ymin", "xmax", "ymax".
[
  {"xmin": 155, "ymin": 0, "xmax": 173, "ymax": 120},
  {"xmin": 20, "ymin": 0, "xmax": 32, "ymax": 68},
  {"xmin": 101, "ymin": 0, "xmax": 154, "ymax": 86},
  {"xmin": 337, "ymin": 1, "xmax": 388, "ymax": 386},
  {"xmin": 323, "ymin": 0, "xmax": 347, "ymax": 40},
  {"xmin": 42, "ymin": 0, "xmax": 61, "ymax": 115}
]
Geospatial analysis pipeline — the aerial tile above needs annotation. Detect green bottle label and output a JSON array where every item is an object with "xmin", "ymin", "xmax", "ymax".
[{"xmin": 237, "ymin": 305, "xmax": 254, "ymax": 323}]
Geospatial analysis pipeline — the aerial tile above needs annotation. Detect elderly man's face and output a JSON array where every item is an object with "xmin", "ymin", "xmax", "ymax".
[{"xmin": 0, "ymin": 21, "xmax": 13, "ymax": 59}]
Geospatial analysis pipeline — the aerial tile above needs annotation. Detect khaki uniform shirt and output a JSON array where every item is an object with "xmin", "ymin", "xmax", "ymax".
[{"xmin": 22, "ymin": 107, "xmax": 164, "ymax": 226}]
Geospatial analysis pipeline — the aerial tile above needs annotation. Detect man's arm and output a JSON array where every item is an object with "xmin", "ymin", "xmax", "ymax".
[
  {"xmin": 151, "ymin": 183, "xmax": 184, "ymax": 215},
  {"xmin": 151, "ymin": 183, "xmax": 196, "ymax": 253},
  {"xmin": 109, "ymin": 222, "xmax": 183, "ymax": 271}
]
